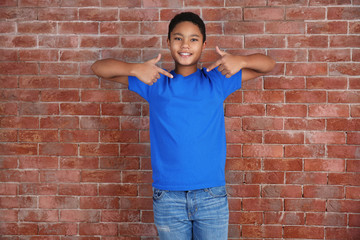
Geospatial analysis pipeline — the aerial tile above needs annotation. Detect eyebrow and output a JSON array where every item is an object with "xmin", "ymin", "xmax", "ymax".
[{"xmin": 172, "ymin": 33, "xmax": 201, "ymax": 38}]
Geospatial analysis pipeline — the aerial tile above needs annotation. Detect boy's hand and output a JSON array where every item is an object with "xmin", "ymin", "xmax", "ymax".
[
  {"xmin": 134, "ymin": 54, "xmax": 173, "ymax": 85},
  {"xmin": 206, "ymin": 46, "xmax": 246, "ymax": 78}
]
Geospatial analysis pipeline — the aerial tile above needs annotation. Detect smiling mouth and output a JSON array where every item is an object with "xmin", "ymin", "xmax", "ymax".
[{"xmin": 179, "ymin": 52, "xmax": 192, "ymax": 57}]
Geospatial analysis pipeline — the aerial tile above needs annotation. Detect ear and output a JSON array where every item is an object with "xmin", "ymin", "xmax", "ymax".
[
  {"xmin": 202, "ymin": 41, "xmax": 206, "ymax": 50},
  {"xmin": 167, "ymin": 38, "xmax": 170, "ymax": 48}
]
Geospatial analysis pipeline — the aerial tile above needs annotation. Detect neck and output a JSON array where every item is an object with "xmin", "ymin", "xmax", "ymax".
[{"xmin": 174, "ymin": 64, "xmax": 198, "ymax": 77}]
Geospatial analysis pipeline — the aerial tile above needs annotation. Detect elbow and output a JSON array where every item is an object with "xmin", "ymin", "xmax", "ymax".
[
  {"xmin": 269, "ymin": 58, "xmax": 276, "ymax": 72},
  {"xmin": 91, "ymin": 61, "xmax": 101, "ymax": 77}
]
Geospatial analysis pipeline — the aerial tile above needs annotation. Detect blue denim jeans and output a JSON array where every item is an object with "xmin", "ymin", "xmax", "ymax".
[{"xmin": 153, "ymin": 186, "xmax": 229, "ymax": 240}]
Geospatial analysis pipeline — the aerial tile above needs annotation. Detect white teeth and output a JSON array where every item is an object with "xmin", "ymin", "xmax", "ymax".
[{"xmin": 180, "ymin": 53, "xmax": 191, "ymax": 56}]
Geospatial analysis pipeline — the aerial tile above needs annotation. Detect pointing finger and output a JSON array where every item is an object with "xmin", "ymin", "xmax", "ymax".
[
  {"xmin": 158, "ymin": 68, "xmax": 174, "ymax": 79},
  {"xmin": 216, "ymin": 46, "xmax": 227, "ymax": 57},
  {"xmin": 207, "ymin": 59, "xmax": 222, "ymax": 72}
]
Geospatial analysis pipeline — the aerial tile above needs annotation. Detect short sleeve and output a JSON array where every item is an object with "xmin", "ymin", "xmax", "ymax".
[
  {"xmin": 128, "ymin": 76, "xmax": 150, "ymax": 101},
  {"xmin": 206, "ymin": 67, "xmax": 242, "ymax": 99}
]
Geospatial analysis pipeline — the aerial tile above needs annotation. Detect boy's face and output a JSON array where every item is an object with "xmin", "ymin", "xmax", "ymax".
[{"xmin": 167, "ymin": 21, "xmax": 206, "ymax": 69}]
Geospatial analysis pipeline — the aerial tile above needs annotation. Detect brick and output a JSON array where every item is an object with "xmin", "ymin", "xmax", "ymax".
[
  {"xmin": 226, "ymin": 0, "xmax": 267, "ymax": 6},
  {"xmin": 245, "ymin": 35, "xmax": 285, "ymax": 48},
  {"xmin": 60, "ymin": 76, "xmax": 99, "ymax": 89},
  {"xmin": 80, "ymin": 117, "xmax": 119, "ymax": 129},
  {"xmin": 40, "ymin": 116, "xmax": 79, "ymax": 129},
  {"xmin": 347, "ymin": 160, "xmax": 360, "ymax": 172},
  {"xmin": 19, "ymin": 49, "xmax": 58, "ymax": 61},
  {"xmin": 19, "ymin": 210, "xmax": 58, "ymax": 222},
  {"xmin": 304, "ymin": 185, "xmax": 344, "ymax": 199},
  {"xmin": 39, "ymin": 36, "xmax": 79, "ymax": 48},
  {"xmin": 0, "ymin": 143, "xmax": 37, "ymax": 155},
  {"xmin": 328, "ymin": 145, "xmax": 360, "ymax": 159},
  {"xmin": 81, "ymin": 170, "xmax": 121, "ymax": 183},
  {"xmin": 269, "ymin": 0, "xmax": 308, "ymax": 5},
  {"xmin": 307, "ymin": 76, "xmax": 347, "ymax": 89},
  {"xmin": 226, "ymin": 130, "xmax": 262, "ymax": 144},
  {"xmin": 328, "ymin": 7, "xmax": 360, "ymax": 20},
  {"xmin": 349, "ymin": 213, "xmax": 360, "ymax": 226},
  {"xmin": 79, "ymin": 8, "xmax": 118, "ymax": 21},
  {"xmin": 265, "ymin": 131, "xmax": 304, "ymax": 144},
  {"xmin": 245, "ymin": 171, "xmax": 284, "ymax": 184},
  {"xmin": 120, "ymin": 9, "xmax": 158, "ymax": 21},
  {"xmin": 38, "ymin": 7, "xmax": 78, "ymax": 20},
  {"xmin": 244, "ymin": 91, "xmax": 284, "ymax": 103},
  {"xmin": 225, "ymin": 104, "xmax": 265, "ymax": 117},
  {"xmin": 327, "ymin": 119, "xmax": 360, "ymax": 131},
  {"xmin": 100, "ymin": 22, "xmax": 139, "ymax": 35},
  {"xmin": 60, "ymin": 50, "xmax": 100, "ymax": 62},
  {"xmin": 225, "ymin": 158, "xmax": 261, "ymax": 171},
  {"xmin": 102, "ymin": 209, "xmax": 140, "ymax": 222},
  {"xmin": 0, "ymin": 183, "xmax": 17, "ymax": 195},
  {"xmin": 264, "ymin": 158, "xmax": 302, "ymax": 171},
  {"xmin": 284, "ymin": 226, "xmax": 324, "ymax": 239},
  {"xmin": 0, "ymin": 129, "xmax": 17, "ymax": 142},
  {"xmin": 229, "ymin": 211, "xmax": 263, "ymax": 225},
  {"xmin": 265, "ymin": 212, "xmax": 304, "ymax": 225},
  {"xmin": 81, "ymin": 90, "xmax": 120, "ymax": 102},
  {"xmin": 244, "ymin": 7, "xmax": 284, "ymax": 20},
  {"xmin": 99, "ymin": 184, "xmax": 138, "ymax": 196},
  {"xmin": 39, "ymin": 143, "xmax": 77, "ymax": 156},
  {"xmin": 287, "ymin": 63, "xmax": 327, "ymax": 76},
  {"xmin": 267, "ymin": 104, "xmax": 307, "ymax": 117},
  {"xmin": 286, "ymin": 7, "xmax": 326, "ymax": 20},
  {"xmin": 59, "ymin": 183, "xmax": 97, "ymax": 196},
  {"xmin": 0, "ymin": 7, "xmax": 37, "ymax": 21},
  {"xmin": 120, "ymin": 143, "xmax": 151, "ymax": 157},
  {"xmin": 305, "ymin": 132, "xmax": 346, "ymax": 144},
  {"xmin": 269, "ymin": 49, "xmax": 307, "ymax": 62},
  {"xmin": 264, "ymin": 76, "xmax": 305, "ymax": 89},
  {"xmin": 307, "ymin": 21, "xmax": 347, "ymax": 34},
  {"xmin": 0, "ymin": 209, "xmax": 18, "ymax": 221},
  {"xmin": 330, "ymin": 63, "xmax": 360, "ymax": 76},
  {"xmin": 18, "ymin": 21, "xmax": 56, "ymax": 34},
  {"xmin": 266, "ymin": 21, "xmax": 305, "ymax": 34},
  {"xmin": 350, "ymin": 21, "xmax": 360, "ymax": 34},
  {"xmin": 243, "ymin": 198, "xmax": 283, "ymax": 211},
  {"xmin": 119, "ymin": 223, "xmax": 157, "ymax": 237},
  {"xmin": 58, "ymin": 22, "xmax": 98, "ymax": 34},
  {"xmin": 309, "ymin": 49, "xmax": 350, "ymax": 62},
  {"xmin": 309, "ymin": 104, "xmax": 349, "ymax": 117},
  {"xmin": 330, "ymin": 35, "xmax": 360, "ymax": 48},
  {"xmin": 0, "ymin": 62, "xmax": 38, "ymax": 75},
  {"xmin": 306, "ymin": 212, "xmax": 347, "ymax": 226},
  {"xmin": 38, "ymin": 223, "xmax": 77, "ymax": 235},
  {"xmin": 242, "ymin": 225, "xmax": 282, "ymax": 238},
  {"xmin": 0, "ymin": 196, "xmax": 37, "ymax": 209},
  {"xmin": 288, "ymin": 35, "xmax": 328, "ymax": 48},
  {"xmin": 40, "ymin": 63, "xmax": 78, "ymax": 75},
  {"xmin": 102, "ymin": 103, "xmax": 141, "ymax": 116},
  {"xmin": 0, "ymin": 35, "xmax": 37, "ymax": 48},
  {"xmin": 121, "ymin": 36, "xmax": 160, "ymax": 49},
  {"xmin": 60, "ymin": 210, "xmax": 100, "ymax": 222},
  {"xmin": 19, "ymin": 76, "xmax": 59, "ymax": 89},
  {"xmin": 329, "ymin": 173, "xmax": 359, "ymax": 186},
  {"xmin": 79, "ymin": 223, "xmax": 118, "ymax": 236},
  {"xmin": 0, "ymin": 156, "xmax": 18, "ymax": 169},
  {"xmin": 326, "ymin": 227, "xmax": 360, "ymax": 240},
  {"xmin": 40, "ymin": 170, "xmax": 80, "ymax": 183},
  {"xmin": 143, "ymin": 0, "xmax": 182, "ymax": 7},
  {"xmin": 80, "ymin": 197, "xmax": 119, "ymax": 209},
  {"xmin": 60, "ymin": 130, "xmax": 98, "ymax": 143},
  {"xmin": 305, "ymin": 159, "xmax": 345, "ymax": 172},
  {"xmin": 80, "ymin": 144, "xmax": 119, "ymax": 156},
  {"xmin": 61, "ymin": 103, "xmax": 100, "ymax": 116},
  {"xmin": 243, "ymin": 144, "xmax": 283, "ymax": 158},
  {"xmin": 285, "ymin": 145, "xmax": 325, "ymax": 158},
  {"xmin": 19, "ymin": 130, "xmax": 58, "ymax": 142},
  {"xmin": 286, "ymin": 90, "xmax": 326, "ymax": 103},
  {"xmin": 351, "ymin": 105, "xmax": 360, "ymax": 117},
  {"xmin": 285, "ymin": 199, "xmax": 326, "ymax": 212},
  {"xmin": 80, "ymin": 36, "xmax": 119, "ymax": 48},
  {"xmin": 39, "ymin": 196, "xmax": 78, "ymax": 209},
  {"xmin": 20, "ymin": 183, "xmax": 57, "ymax": 195},
  {"xmin": 262, "ymin": 185, "xmax": 302, "ymax": 198},
  {"xmin": 243, "ymin": 117, "xmax": 283, "ymax": 130},
  {"xmin": 327, "ymin": 200, "xmax": 360, "ymax": 213}
]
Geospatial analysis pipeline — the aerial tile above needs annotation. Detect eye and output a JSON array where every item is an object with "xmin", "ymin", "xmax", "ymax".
[
  {"xmin": 174, "ymin": 37, "xmax": 182, "ymax": 41},
  {"xmin": 191, "ymin": 38, "xmax": 199, "ymax": 42}
]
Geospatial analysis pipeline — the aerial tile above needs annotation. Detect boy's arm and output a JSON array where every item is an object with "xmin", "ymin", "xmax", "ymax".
[
  {"xmin": 207, "ymin": 46, "xmax": 276, "ymax": 81},
  {"xmin": 91, "ymin": 54, "xmax": 173, "ymax": 86}
]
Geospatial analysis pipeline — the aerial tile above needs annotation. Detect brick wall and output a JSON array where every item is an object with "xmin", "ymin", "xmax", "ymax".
[{"xmin": 0, "ymin": 0, "xmax": 359, "ymax": 239}]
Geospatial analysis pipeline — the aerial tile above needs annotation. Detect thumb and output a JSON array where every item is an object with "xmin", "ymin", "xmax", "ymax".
[
  {"xmin": 150, "ymin": 53, "xmax": 161, "ymax": 64},
  {"xmin": 216, "ymin": 46, "xmax": 226, "ymax": 57}
]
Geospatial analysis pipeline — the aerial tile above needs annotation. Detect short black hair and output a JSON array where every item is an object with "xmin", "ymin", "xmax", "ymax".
[{"xmin": 168, "ymin": 12, "xmax": 206, "ymax": 43}]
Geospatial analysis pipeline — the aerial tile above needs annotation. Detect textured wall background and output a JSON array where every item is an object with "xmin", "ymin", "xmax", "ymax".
[{"xmin": 0, "ymin": 0, "xmax": 359, "ymax": 239}]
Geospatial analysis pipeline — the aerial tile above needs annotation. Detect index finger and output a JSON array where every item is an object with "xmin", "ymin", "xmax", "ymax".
[
  {"xmin": 206, "ymin": 59, "xmax": 222, "ymax": 72},
  {"xmin": 158, "ymin": 68, "xmax": 174, "ymax": 79}
]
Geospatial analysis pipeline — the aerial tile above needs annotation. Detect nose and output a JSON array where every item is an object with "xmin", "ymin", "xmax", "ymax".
[{"xmin": 181, "ymin": 39, "xmax": 190, "ymax": 48}]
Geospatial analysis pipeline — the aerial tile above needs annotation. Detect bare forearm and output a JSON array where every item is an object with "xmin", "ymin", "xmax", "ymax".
[
  {"xmin": 242, "ymin": 54, "xmax": 276, "ymax": 73},
  {"xmin": 91, "ymin": 59, "xmax": 137, "ymax": 79}
]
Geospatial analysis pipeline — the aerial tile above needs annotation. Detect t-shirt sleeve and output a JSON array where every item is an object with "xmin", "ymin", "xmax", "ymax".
[
  {"xmin": 128, "ymin": 76, "xmax": 150, "ymax": 101},
  {"xmin": 210, "ymin": 67, "xmax": 242, "ymax": 99}
]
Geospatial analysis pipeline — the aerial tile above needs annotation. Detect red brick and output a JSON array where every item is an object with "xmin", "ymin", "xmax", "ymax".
[
  {"xmin": 102, "ymin": 103, "xmax": 141, "ymax": 116},
  {"xmin": 244, "ymin": 172, "xmax": 284, "ymax": 184},
  {"xmin": 80, "ymin": 144, "xmax": 119, "ymax": 156},
  {"xmin": 80, "ymin": 117, "xmax": 119, "ymax": 130},
  {"xmin": 81, "ymin": 170, "xmax": 121, "ymax": 183},
  {"xmin": 244, "ymin": 7, "xmax": 284, "ymax": 20},
  {"xmin": 286, "ymin": 7, "xmax": 326, "ymax": 20},
  {"xmin": 99, "ymin": 184, "xmax": 138, "ymax": 196},
  {"xmin": 0, "ymin": 35, "xmax": 37, "ymax": 48},
  {"xmin": 119, "ymin": 223, "xmax": 157, "ymax": 237},
  {"xmin": 328, "ymin": 173, "xmax": 359, "ymax": 186},
  {"xmin": 120, "ymin": 143, "xmax": 151, "ymax": 157},
  {"xmin": 18, "ymin": 21, "xmax": 56, "ymax": 34},
  {"xmin": 58, "ymin": 22, "xmax": 98, "ymax": 34},
  {"xmin": 60, "ymin": 50, "xmax": 99, "ymax": 62},
  {"xmin": 264, "ymin": 158, "xmax": 302, "ymax": 171},
  {"xmin": 284, "ymin": 226, "xmax": 324, "ymax": 239},
  {"xmin": 225, "ymin": 104, "xmax": 265, "ymax": 117},
  {"xmin": 40, "ymin": 116, "xmax": 79, "ymax": 129},
  {"xmin": 60, "ymin": 210, "xmax": 100, "ymax": 222},
  {"xmin": 102, "ymin": 0, "xmax": 140, "ymax": 7},
  {"xmin": 245, "ymin": 35, "xmax": 285, "ymax": 48},
  {"xmin": 327, "ymin": 200, "xmax": 360, "ymax": 213},
  {"xmin": 61, "ymin": 103, "xmax": 100, "ymax": 116},
  {"xmin": 225, "ymin": 158, "xmax": 261, "ymax": 171},
  {"xmin": 330, "ymin": 35, "xmax": 360, "ymax": 48},
  {"xmin": 0, "ymin": 209, "xmax": 18, "ymax": 221},
  {"xmin": 349, "ymin": 213, "xmax": 360, "ymax": 226},
  {"xmin": 0, "ymin": 183, "xmax": 17, "ymax": 195},
  {"xmin": 80, "ymin": 197, "xmax": 119, "ymax": 209},
  {"xmin": 242, "ymin": 225, "xmax": 282, "ymax": 238},
  {"xmin": 121, "ymin": 36, "xmax": 160, "ymax": 49},
  {"xmin": 269, "ymin": 0, "xmax": 307, "ymax": 5},
  {"xmin": 58, "ymin": 183, "xmax": 97, "ymax": 196},
  {"xmin": 39, "ymin": 196, "xmax": 78, "ymax": 209},
  {"xmin": 307, "ymin": 76, "xmax": 347, "ymax": 89},
  {"xmin": 60, "ymin": 76, "xmax": 99, "ymax": 89},
  {"xmin": 19, "ymin": 183, "xmax": 56, "ymax": 195},
  {"xmin": 120, "ymin": 9, "xmax": 158, "ymax": 21},
  {"xmin": 0, "ymin": 196, "xmax": 37, "ymax": 208},
  {"xmin": 100, "ymin": 22, "xmax": 139, "ymax": 35},
  {"xmin": 266, "ymin": 21, "xmax": 305, "ymax": 34},
  {"xmin": 265, "ymin": 131, "xmax": 304, "ymax": 144},
  {"xmin": 243, "ymin": 198, "xmax": 283, "ymax": 211},
  {"xmin": 306, "ymin": 212, "xmax": 347, "ymax": 226},
  {"xmin": 265, "ymin": 212, "xmax": 304, "ymax": 225},
  {"xmin": 330, "ymin": 63, "xmax": 360, "ymax": 76},
  {"xmin": 264, "ymin": 76, "xmax": 305, "ymax": 89},
  {"xmin": 60, "ymin": 130, "xmax": 98, "ymax": 143},
  {"xmin": 285, "ymin": 145, "xmax": 325, "ymax": 158},
  {"xmin": 288, "ymin": 35, "xmax": 328, "ymax": 48},
  {"xmin": 19, "ymin": 210, "xmax": 58, "ymax": 222},
  {"xmin": 39, "ymin": 35, "xmax": 79, "ymax": 48},
  {"xmin": 308, "ymin": 21, "xmax": 347, "ymax": 34},
  {"xmin": 80, "ymin": 36, "xmax": 119, "ymax": 48},
  {"xmin": 19, "ymin": 49, "xmax": 58, "ymax": 61},
  {"xmin": 19, "ymin": 130, "xmax": 58, "ymax": 143},
  {"xmin": 304, "ymin": 185, "xmax": 344, "ymax": 199},
  {"xmin": 102, "ymin": 210, "xmax": 140, "ymax": 222},
  {"xmin": 347, "ymin": 160, "xmax": 360, "ymax": 172},
  {"xmin": 269, "ymin": 49, "xmax": 307, "ymax": 62},
  {"xmin": 267, "ymin": 104, "xmax": 307, "ymax": 117},
  {"xmin": 226, "ymin": 131, "xmax": 262, "ymax": 144},
  {"xmin": 351, "ymin": 105, "xmax": 360, "ymax": 117},
  {"xmin": 0, "ymin": 143, "xmax": 37, "ymax": 155},
  {"xmin": 79, "ymin": 8, "xmax": 118, "ymax": 21},
  {"xmin": 40, "ymin": 62, "xmax": 78, "ymax": 75},
  {"xmin": 38, "ymin": 7, "xmax": 78, "ymax": 20},
  {"xmin": 243, "ymin": 144, "xmax": 283, "ymax": 158},
  {"xmin": 328, "ymin": 7, "xmax": 360, "ymax": 20},
  {"xmin": 305, "ymin": 159, "xmax": 345, "ymax": 172},
  {"xmin": 350, "ymin": 22, "xmax": 360, "ymax": 34},
  {"xmin": 40, "ymin": 170, "xmax": 80, "ymax": 183},
  {"xmin": 326, "ymin": 227, "xmax": 360, "ymax": 240},
  {"xmin": 0, "ymin": 129, "xmax": 17, "ymax": 142},
  {"xmin": 328, "ymin": 145, "xmax": 360, "ymax": 159},
  {"xmin": 79, "ymin": 223, "xmax": 117, "ymax": 236},
  {"xmin": 38, "ymin": 223, "xmax": 77, "ymax": 235},
  {"xmin": 0, "ymin": 62, "xmax": 38, "ymax": 75},
  {"xmin": 309, "ymin": 104, "xmax": 349, "ymax": 117},
  {"xmin": 39, "ymin": 143, "xmax": 77, "ymax": 156},
  {"xmin": 285, "ymin": 199, "xmax": 326, "ymax": 212},
  {"xmin": 228, "ymin": 185, "xmax": 260, "ymax": 198},
  {"xmin": 306, "ymin": 132, "xmax": 346, "ymax": 144},
  {"xmin": 262, "ymin": 185, "xmax": 302, "ymax": 198}
]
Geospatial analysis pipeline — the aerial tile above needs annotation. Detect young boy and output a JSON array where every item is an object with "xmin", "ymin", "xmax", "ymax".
[{"xmin": 92, "ymin": 12, "xmax": 275, "ymax": 240}]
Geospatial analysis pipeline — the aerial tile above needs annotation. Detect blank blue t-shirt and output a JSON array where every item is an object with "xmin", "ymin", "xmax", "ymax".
[{"xmin": 128, "ymin": 67, "xmax": 242, "ymax": 191}]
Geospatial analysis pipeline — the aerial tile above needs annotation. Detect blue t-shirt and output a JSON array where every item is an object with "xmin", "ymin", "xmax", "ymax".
[{"xmin": 128, "ymin": 67, "xmax": 242, "ymax": 191}]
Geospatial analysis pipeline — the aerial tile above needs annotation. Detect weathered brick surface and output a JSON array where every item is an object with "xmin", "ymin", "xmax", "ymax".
[{"xmin": 0, "ymin": 1, "xmax": 359, "ymax": 239}]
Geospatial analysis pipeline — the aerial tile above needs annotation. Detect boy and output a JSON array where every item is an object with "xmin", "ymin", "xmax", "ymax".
[{"xmin": 92, "ymin": 12, "xmax": 275, "ymax": 240}]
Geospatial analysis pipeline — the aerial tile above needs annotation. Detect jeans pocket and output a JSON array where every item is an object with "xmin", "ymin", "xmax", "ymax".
[
  {"xmin": 153, "ymin": 188, "xmax": 167, "ymax": 200},
  {"xmin": 205, "ymin": 186, "xmax": 227, "ymax": 198}
]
